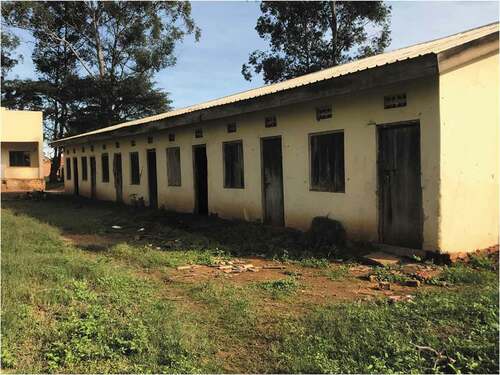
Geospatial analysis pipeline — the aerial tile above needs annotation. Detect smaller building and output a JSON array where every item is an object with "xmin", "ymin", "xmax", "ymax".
[{"xmin": 1, "ymin": 108, "xmax": 45, "ymax": 191}]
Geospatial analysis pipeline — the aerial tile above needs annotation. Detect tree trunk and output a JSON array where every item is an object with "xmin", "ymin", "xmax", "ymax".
[
  {"xmin": 329, "ymin": 1, "xmax": 338, "ymax": 66},
  {"xmin": 49, "ymin": 149, "xmax": 61, "ymax": 183}
]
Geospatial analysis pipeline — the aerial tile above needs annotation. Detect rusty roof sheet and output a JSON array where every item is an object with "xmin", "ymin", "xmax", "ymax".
[{"xmin": 54, "ymin": 22, "xmax": 498, "ymax": 144}]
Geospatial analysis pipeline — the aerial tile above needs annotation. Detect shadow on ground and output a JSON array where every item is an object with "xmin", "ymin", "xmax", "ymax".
[{"xmin": 2, "ymin": 193, "xmax": 367, "ymax": 260}]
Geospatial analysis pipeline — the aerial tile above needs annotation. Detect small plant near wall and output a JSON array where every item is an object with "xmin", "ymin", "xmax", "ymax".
[{"xmin": 129, "ymin": 194, "xmax": 145, "ymax": 208}]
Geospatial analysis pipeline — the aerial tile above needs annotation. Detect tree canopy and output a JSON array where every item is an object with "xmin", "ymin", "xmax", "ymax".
[
  {"xmin": 1, "ymin": 1, "xmax": 200, "ymax": 181},
  {"xmin": 242, "ymin": 1, "xmax": 391, "ymax": 84}
]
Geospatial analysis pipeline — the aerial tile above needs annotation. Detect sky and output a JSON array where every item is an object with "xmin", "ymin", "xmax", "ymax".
[{"xmin": 6, "ymin": 1, "xmax": 500, "ymax": 110}]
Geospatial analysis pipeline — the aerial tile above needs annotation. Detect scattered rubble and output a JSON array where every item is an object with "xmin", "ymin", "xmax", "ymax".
[
  {"xmin": 388, "ymin": 295, "xmax": 415, "ymax": 304},
  {"xmin": 363, "ymin": 251, "xmax": 402, "ymax": 267},
  {"xmin": 176, "ymin": 259, "xmax": 269, "ymax": 274},
  {"xmin": 377, "ymin": 281, "xmax": 391, "ymax": 290}
]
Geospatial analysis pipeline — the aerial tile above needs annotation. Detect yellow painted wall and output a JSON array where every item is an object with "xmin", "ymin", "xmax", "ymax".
[
  {"xmin": 438, "ymin": 51, "xmax": 499, "ymax": 253},
  {"xmin": 1, "ymin": 108, "xmax": 44, "ymax": 181},
  {"xmin": 65, "ymin": 76, "xmax": 441, "ymax": 250}
]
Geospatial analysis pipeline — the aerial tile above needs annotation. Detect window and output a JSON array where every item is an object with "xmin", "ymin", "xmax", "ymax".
[
  {"xmin": 130, "ymin": 152, "xmax": 140, "ymax": 185},
  {"xmin": 227, "ymin": 123, "xmax": 236, "ymax": 133},
  {"xmin": 9, "ymin": 151, "xmax": 30, "ymax": 167},
  {"xmin": 316, "ymin": 106, "xmax": 332, "ymax": 121},
  {"xmin": 384, "ymin": 93, "xmax": 407, "ymax": 109},
  {"xmin": 223, "ymin": 141, "xmax": 244, "ymax": 188},
  {"xmin": 81, "ymin": 146, "xmax": 85, "ymax": 152},
  {"xmin": 168, "ymin": 133, "xmax": 175, "ymax": 142},
  {"xmin": 131, "ymin": 140, "xmax": 136, "ymax": 146},
  {"xmin": 102, "ymin": 144, "xmax": 107, "ymax": 150},
  {"xmin": 81, "ymin": 156, "xmax": 88, "ymax": 180},
  {"xmin": 90, "ymin": 145, "xmax": 94, "ymax": 152},
  {"xmin": 166, "ymin": 147, "xmax": 181, "ymax": 186},
  {"xmin": 101, "ymin": 153, "xmax": 110, "ymax": 182},
  {"xmin": 115, "ymin": 142, "xmax": 120, "ymax": 148},
  {"xmin": 310, "ymin": 132, "xmax": 345, "ymax": 192},
  {"xmin": 147, "ymin": 136, "xmax": 153, "ymax": 144},
  {"xmin": 265, "ymin": 116, "xmax": 277, "ymax": 128},
  {"xmin": 66, "ymin": 158, "xmax": 71, "ymax": 180},
  {"xmin": 195, "ymin": 128, "xmax": 203, "ymax": 138}
]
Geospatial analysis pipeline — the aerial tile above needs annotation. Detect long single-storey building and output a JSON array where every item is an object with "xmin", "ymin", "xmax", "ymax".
[{"xmin": 52, "ymin": 23, "xmax": 499, "ymax": 255}]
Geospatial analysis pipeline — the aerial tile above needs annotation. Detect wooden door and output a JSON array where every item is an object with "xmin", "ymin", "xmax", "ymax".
[
  {"xmin": 147, "ymin": 149, "xmax": 158, "ymax": 208},
  {"xmin": 90, "ymin": 156, "xmax": 97, "ymax": 199},
  {"xmin": 193, "ymin": 145, "xmax": 208, "ymax": 214},
  {"xmin": 261, "ymin": 137, "xmax": 284, "ymax": 226},
  {"xmin": 378, "ymin": 122, "xmax": 423, "ymax": 248},
  {"xmin": 113, "ymin": 153, "xmax": 123, "ymax": 203},
  {"xmin": 72, "ymin": 157, "xmax": 79, "ymax": 196}
]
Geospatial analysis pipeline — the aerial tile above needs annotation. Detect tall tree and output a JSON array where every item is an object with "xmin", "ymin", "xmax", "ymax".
[
  {"xmin": 242, "ymin": 1, "xmax": 391, "ymax": 84},
  {"xmin": 2, "ymin": 1, "xmax": 200, "ymax": 181}
]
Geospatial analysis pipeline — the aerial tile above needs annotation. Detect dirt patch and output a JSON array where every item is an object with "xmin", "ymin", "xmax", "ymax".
[{"xmin": 62, "ymin": 233, "xmax": 118, "ymax": 251}]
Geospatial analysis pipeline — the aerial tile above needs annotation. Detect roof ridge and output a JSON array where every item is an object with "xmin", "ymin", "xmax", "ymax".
[{"xmin": 52, "ymin": 22, "xmax": 499, "ymax": 144}]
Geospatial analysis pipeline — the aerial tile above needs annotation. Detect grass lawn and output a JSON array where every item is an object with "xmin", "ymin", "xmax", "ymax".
[{"xmin": 1, "ymin": 195, "xmax": 498, "ymax": 373}]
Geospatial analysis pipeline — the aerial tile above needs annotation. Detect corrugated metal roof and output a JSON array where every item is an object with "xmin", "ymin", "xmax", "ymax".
[{"xmin": 53, "ymin": 22, "xmax": 498, "ymax": 144}]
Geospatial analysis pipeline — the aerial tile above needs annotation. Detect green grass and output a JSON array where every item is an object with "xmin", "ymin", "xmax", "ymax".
[
  {"xmin": 1, "ymin": 209, "xmax": 216, "ymax": 373},
  {"xmin": 1, "ymin": 197, "xmax": 499, "ymax": 373},
  {"xmin": 270, "ymin": 287, "xmax": 499, "ymax": 373},
  {"xmin": 257, "ymin": 277, "xmax": 300, "ymax": 299},
  {"xmin": 324, "ymin": 264, "xmax": 350, "ymax": 280}
]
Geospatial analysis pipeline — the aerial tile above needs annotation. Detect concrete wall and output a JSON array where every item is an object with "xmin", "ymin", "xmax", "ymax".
[
  {"xmin": 65, "ymin": 76, "xmax": 442, "ymax": 250},
  {"xmin": 438, "ymin": 51, "xmax": 499, "ymax": 253},
  {"xmin": 1, "ymin": 108, "xmax": 45, "ymax": 190}
]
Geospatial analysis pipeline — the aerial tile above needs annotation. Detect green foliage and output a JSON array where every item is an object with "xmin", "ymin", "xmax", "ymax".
[
  {"xmin": 270, "ymin": 287, "xmax": 499, "ymax": 373},
  {"xmin": 0, "ymin": 29, "xmax": 21, "ymax": 81},
  {"xmin": 372, "ymin": 267, "xmax": 412, "ymax": 284},
  {"xmin": 258, "ymin": 278, "xmax": 299, "ymax": 298},
  {"xmin": 469, "ymin": 255, "xmax": 496, "ymax": 271},
  {"xmin": 1, "ymin": 209, "xmax": 213, "ymax": 373},
  {"xmin": 438, "ymin": 264, "xmax": 496, "ymax": 285},
  {"xmin": 2, "ymin": 199, "xmax": 499, "ymax": 374},
  {"xmin": 242, "ymin": 1, "xmax": 391, "ymax": 83},
  {"xmin": 324, "ymin": 265, "xmax": 350, "ymax": 281},
  {"xmin": 297, "ymin": 257, "xmax": 330, "ymax": 269}
]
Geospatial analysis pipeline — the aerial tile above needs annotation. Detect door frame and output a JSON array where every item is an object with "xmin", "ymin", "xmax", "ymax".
[
  {"xmin": 376, "ymin": 119, "xmax": 423, "ymax": 247},
  {"xmin": 192, "ymin": 144, "xmax": 208, "ymax": 214},
  {"xmin": 260, "ymin": 135, "xmax": 285, "ymax": 226}
]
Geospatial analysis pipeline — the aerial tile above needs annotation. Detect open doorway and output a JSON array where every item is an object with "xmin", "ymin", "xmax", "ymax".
[
  {"xmin": 72, "ymin": 157, "xmax": 79, "ymax": 196},
  {"xmin": 193, "ymin": 145, "xmax": 208, "ymax": 214},
  {"xmin": 113, "ymin": 153, "xmax": 123, "ymax": 203},
  {"xmin": 147, "ymin": 149, "xmax": 158, "ymax": 208},
  {"xmin": 90, "ymin": 156, "xmax": 96, "ymax": 199},
  {"xmin": 261, "ymin": 137, "xmax": 284, "ymax": 226}
]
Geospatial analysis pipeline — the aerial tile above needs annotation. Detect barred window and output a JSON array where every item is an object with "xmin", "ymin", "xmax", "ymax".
[{"xmin": 310, "ymin": 132, "xmax": 345, "ymax": 192}]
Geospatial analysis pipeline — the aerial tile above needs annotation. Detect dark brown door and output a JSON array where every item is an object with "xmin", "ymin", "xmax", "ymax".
[
  {"xmin": 261, "ymin": 137, "xmax": 284, "ymax": 226},
  {"xmin": 90, "ymin": 156, "xmax": 97, "ymax": 199},
  {"xmin": 193, "ymin": 145, "xmax": 208, "ymax": 214},
  {"xmin": 378, "ymin": 122, "xmax": 423, "ymax": 248},
  {"xmin": 113, "ymin": 153, "xmax": 123, "ymax": 203},
  {"xmin": 73, "ymin": 157, "xmax": 79, "ymax": 196},
  {"xmin": 147, "ymin": 149, "xmax": 158, "ymax": 208}
]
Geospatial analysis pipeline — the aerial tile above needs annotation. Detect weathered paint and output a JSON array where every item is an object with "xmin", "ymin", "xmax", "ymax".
[
  {"xmin": 438, "ymin": 51, "xmax": 499, "ymax": 254},
  {"xmin": 59, "ymin": 26, "xmax": 500, "ymax": 256},
  {"xmin": 64, "ymin": 76, "xmax": 442, "ymax": 251},
  {"xmin": 1, "ymin": 108, "xmax": 45, "ymax": 191}
]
